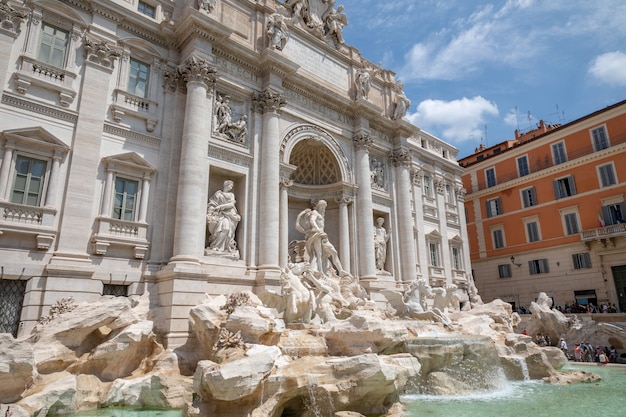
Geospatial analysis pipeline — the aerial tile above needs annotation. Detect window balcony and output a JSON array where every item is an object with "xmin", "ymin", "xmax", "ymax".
[
  {"xmin": 581, "ymin": 223, "xmax": 626, "ymax": 249},
  {"xmin": 110, "ymin": 89, "xmax": 159, "ymax": 132},
  {"xmin": 92, "ymin": 216, "xmax": 149, "ymax": 259},
  {"xmin": 14, "ymin": 55, "xmax": 77, "ymax": 106},
  {"xmin": 0, "ymin": 201, "xmax": 57, "ymax": 249}
]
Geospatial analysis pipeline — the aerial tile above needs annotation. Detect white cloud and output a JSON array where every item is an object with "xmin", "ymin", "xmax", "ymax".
[
  {"xmin": 408, "ymin": 96, "xmax": 499, "ymax": 143},
  {"xmin": 589, "ymin": 52, "xmax": 626, "ymax": 86}
]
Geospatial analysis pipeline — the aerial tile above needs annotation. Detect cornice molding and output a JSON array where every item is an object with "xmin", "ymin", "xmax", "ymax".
[{"xmin": 1, "ymin": 93, "xmax": 77, "ymax": 122}]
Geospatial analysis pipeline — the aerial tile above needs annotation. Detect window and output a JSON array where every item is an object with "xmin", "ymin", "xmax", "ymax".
[
  {"xmin": 485, "ymin": 167, "xmax": 496, "ymax": 188},
  {"xmin": 526, "ymin": 221, "xmax": 540, "ymax": 242},
  {"xmin": 37, "ymin": 22, "xmax": 69, "ymax": 68},
  {"xmin": 529, "ymin": 258, "xmax": 549, "ymax": 275},
  {"xmin": 429, "ymin": 242, "xmax": 440, "ymax": 267},
  {"xmin": 128, "ymin": 58, "xmax": 150, "ymax": 98},
  {"xmin": 572, "ymin": 253, "xmax": 592, "ymax": 269},
  {"xmin": 517, "ymin": 156, "xmax": 530, "ymax": 177},
  {"xmin": 498, "ymin": 264, "xmax": 512, "ymax": 278},
  {"xmin": 563, "ymin": 212, "xmax": 579, "ymax": 235},
  {"xmin": 553, "ymin": 175, "xmax": 576, "ymax": 199},
  {"xmin": 11, "ymin": 155, "xmax": 47, "ymax": 206},
  {"xmin": 552, "ymin": 142, "xmax": 567, "ymax": 165},
  {"xmin": 521, "ymin": 186, "xmax": 537, "ymax": 208},
  {"xmin": 102, "ymin": 284, "xmax": 128, "ymax": 297},
  {"xmin": 486, "ymin": 197, "xmax": 502, "ymax": 217},
  {"xmin": 423, "ymin": 175, "xmax": 433, "ymax": 197},
  {"xmin": 598, "ymin": 164, "xmax": 616, "ymax": 187},
  {"xmin": 451, "ymin": 247, "xmax": 462, "ymax": 270},
  {"xmin": 113, "ymin": 177, "xmax": 138, "ymax": 221},
  {"xmin": 492, "ymin": 229, "xmax": 505, "ymax": 249},
  {"xmin": 591, "ymin": 126, "xmax": 609, "ymax": 151},
  {"xmin": 138, "ymin": 1, "xmax": 156, "ymax": 18},
  {"xmin": 601, "ymin": 202, "xmax": 626, "ymax": 225}
]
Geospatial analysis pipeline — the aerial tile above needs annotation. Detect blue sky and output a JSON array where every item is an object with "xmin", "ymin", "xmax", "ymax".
[{"xmin": 338, "ymin": 0, "xmax": 626, "ymax": 158}]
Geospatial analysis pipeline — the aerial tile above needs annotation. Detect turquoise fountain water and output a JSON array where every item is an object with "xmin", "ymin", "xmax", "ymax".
[{"xmin": 403, "ymin": 364, "xmax": 626, "ymax": 417}]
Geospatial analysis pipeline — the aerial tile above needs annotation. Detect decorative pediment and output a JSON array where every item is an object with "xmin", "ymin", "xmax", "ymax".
[
  {"xmin": 103, "ymin": 152, "xmax": 156, "ymax": 175},
  {"xmin": 449, "ymin": 235, "xmax": 463, "ymax": 244},
  {"xmin": 426, "ymin": 230, "xmax": 442, "ymax": 240},
  {"xmin": 2, "ymin": 126, "xmax": 70, "ymax": 153}
]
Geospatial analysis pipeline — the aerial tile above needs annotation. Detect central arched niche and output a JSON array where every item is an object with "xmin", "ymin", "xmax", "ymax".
[
  {"xmin": 289, "ymin": 138, "xmax": 340, "ymax": 185},
  {"xmin": 281, "ymin": 125, "xmax": 353, "ymax": 269}
]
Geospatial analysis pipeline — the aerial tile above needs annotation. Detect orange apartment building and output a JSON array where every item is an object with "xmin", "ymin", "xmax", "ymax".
[{"xmin": 459, "ymin": 100, "xmax": 626, "ymax": 312}]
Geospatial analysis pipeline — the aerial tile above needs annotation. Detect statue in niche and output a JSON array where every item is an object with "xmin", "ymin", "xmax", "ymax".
[
  {"xmin": 267, "ymin": 8, "xmax": 289, "ymax": 50},
  {"xmin": 323, "ymin": 3, "xmax": 347, "ymax": 45},
  {"xmin": 206, "ymin": 180, "xmax": 241, "ymax": 256},
  {"xmin": 222, "ymin": 115, "xmax": 248, "ymax": 144},
  {"xmin": 393, "ymin": 84, "xmax": 411, "ymax": 120},
  {"xmin": 373, "ymin": 217, "xmax": 390, "ymax": 273},
  {"xmin": 198, "ymin": 0, "xmax": 216, "ymax": 13},
  {"xmin": 281, "ymin": 0, "xmax": 336, "ymax": 39},
  {"xmin": 296, "ymin": 199, "xmax": 346, "ymax": 277}
]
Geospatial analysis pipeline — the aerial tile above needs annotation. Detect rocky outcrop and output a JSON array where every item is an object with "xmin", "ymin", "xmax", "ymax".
[
  {"xmin": 0, "ymin": 290, "xmax": 603, "ymax": 417},
  {"xmin": 0, "ymin": 334, "xmax": 35, "ymax": 403}
]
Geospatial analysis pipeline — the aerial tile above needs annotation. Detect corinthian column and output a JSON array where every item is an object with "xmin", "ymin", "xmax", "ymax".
[
  {"xmin": 353, "ymin": 132, "xmax": 376, "ymax": 279},
  {"xmin": 335, "ymin": 193, "xmax": 352, "ymax": 274},
  {"xmin": 171, "ymin": 57, "xmax": 217, "ymax": 263},
  {"xmin": 390, "ymin": 148, "xmax": 417, "ymax": 281},
  {"xmin": 254, "ymin": 89, "xmax": 287, "ymax": 271},
  {"xmin": 279, "ymin": 177, "xmax": 293, "ymax": 268}
]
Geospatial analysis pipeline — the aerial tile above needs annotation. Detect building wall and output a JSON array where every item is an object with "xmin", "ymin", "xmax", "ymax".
[
  {"xmin": 461, "ymin": 100, "xmax": 626, "ymax": 311},
  {"xmin": 0, "ymin": 0, "xmax": 468, "ymax": 344}
]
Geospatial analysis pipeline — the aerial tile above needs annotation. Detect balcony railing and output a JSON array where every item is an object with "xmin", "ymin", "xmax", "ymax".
[{"xmin": 581, "ymin": 223, "xmax": 626, "ymax": 242}]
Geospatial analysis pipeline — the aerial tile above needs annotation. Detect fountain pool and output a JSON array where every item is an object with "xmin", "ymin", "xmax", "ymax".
[{"xmin": 403, "ymin": 364, "xmax": 626, "ymax": 417}]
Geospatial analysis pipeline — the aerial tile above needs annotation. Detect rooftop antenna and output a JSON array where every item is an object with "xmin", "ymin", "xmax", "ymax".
[
  {"xmin": 484, "ymin": 124, "xmax": 488, "ymax": 147},
  {"xmin": 550, "ymin": 104, "xmax": 565, "ymax": 125},
  {"xmin": 527, "ymin": 111, "xmax": 533, "ymax": 131},
  {"xmin": 515, "ymin": 106, "xmax": 520, "ymax": 131}
]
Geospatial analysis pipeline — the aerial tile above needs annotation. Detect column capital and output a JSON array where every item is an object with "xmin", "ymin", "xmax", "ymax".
[
  {"xmin": 334, "ymin": 192, "xmax": 353, "ymax": 205},
  {"xmin": 83, "ymin": 35, "xmax": 122, "ymax": 71},
  {"xmin": 410, "ymin": 166, "xmax": 422, "ymax": 185},
  {"xmin": 253, "ymin": 88, "xmax": 287, "ymax": 113},
  {"xmin": 163, "ymin": 67, "xmax": 186, "ymax": 93},
  {"xmin": 279, "ymin": 177, "xmax": 293, "ymax": 187},
  {"xmin": 435, "ymin": 175, "xmax": 446, "ymax": 194},
  {"xmin": 180, "ymin": 56, "xmax": 217, "ymax": 89},
  {"xmin": 389, "ymin": 148, "xmax": 412, "ymax": 167},
  {"xmin": 352, "ymin": 132, "xmax": 373, "ymax": 151},
  {"xmin": 0, "ymin": 1, "xmax": 29, "ymax": 37},
  {"xmin": 456, "ymin": 185, "xmax": 467, "ymax": 201}
]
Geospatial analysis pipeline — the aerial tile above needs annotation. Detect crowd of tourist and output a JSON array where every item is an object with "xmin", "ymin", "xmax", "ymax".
[
  {"xmin": 516, "ymin": 302, "xmax": 619, "ymax": 315},
  {"xmin": 521, "ymin": 330, "xmax": 620, "ymax": 364}
]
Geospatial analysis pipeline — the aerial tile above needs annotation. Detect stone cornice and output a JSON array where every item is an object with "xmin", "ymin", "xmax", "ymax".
[
  {"xmin": 207, "ymin": 143, "xmax": 253, "ymax": 168},
  {"xmin": 103, "ymin": 123, "xmax": 161, "ymax": 147},
  {"xmin": 1, "ymin": 93, "xmax": 77, "ymax": 122}
]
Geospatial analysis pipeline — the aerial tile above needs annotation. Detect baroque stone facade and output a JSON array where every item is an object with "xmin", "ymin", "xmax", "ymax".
[{"xmin": 0, "ymin": 0, "xmax": 469, "ymax": 347}]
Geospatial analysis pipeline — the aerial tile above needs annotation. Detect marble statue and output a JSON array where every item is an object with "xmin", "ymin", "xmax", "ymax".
[
  {"xmin": 432, "ymin": 284, "xmax": 461, "ymax": 313},
  {"xmin": 214, "ymin": 95, "xmax": 248, "ymax": 143},
  {"xmin": 393, "ymin": 86, "xmax": 411, "ymax": 120},
  {"xmin": 206, "ymin": 180, "xmax": 240, "ymax": 255},
  {"xmin": 354, "ymin": 64, "xmax": 381, "ymax": 100},
  {"xmin": 373, "ymin": 217, "xmax": 390, "ymax": 272},
  {"xmin": 296, "ymin": 199, "xmax": 346, "ymax": 276},
  {"xmin": 215, "ymin": 94, "xmax": 232, "ymax": 133},
  {"xmin": 381, "ymin": 278, "xmax": 452, "ymax": 326},
  {"xmin": 323, "ymin": 4, "xmax": 347, "ymax": 44},
  {"xmin": 267, "ymin": 9, "xmax": 289, "ymax": 50},
  {"xmin": 198, "ymin": 0, "xmax": 216, "ymax": 13},
  {"xmin": 370, "ymin": 158, "xmax": 385, "ymax": 190}
]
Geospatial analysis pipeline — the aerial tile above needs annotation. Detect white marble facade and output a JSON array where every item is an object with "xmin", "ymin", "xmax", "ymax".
[{"xmin": 0, "ymin": 0, "xmax": 470, "ymax": 347}]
